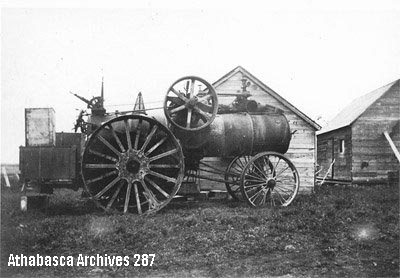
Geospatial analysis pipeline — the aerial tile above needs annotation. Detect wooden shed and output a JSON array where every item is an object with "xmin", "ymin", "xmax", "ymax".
[
  {"xmin": 202, "ymin": 66, "xmax": 321, "ymax": 193},
  {"xmin": 317, "ymin": 79, "xmax": 400, "ymax": 184}
]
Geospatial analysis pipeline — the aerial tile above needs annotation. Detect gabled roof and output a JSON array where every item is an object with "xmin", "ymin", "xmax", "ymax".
[
  {"xmin": 213, "ymin": 66, "xmax": 321, "ymax": 130},
  {"xmin": 318, "ymin": 79, "xmax": 400, "ymax": 135}
]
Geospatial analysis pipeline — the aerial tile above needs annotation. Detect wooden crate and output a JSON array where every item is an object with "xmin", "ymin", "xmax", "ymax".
[{"xmin": 25, "ymin": 108, "xmax": 56, "ymax": 146}]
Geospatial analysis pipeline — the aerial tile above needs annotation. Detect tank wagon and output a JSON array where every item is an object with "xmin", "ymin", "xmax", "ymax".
[{"xmin": 19, "ymin": 76, "xmax": 299, "ymax": 214}]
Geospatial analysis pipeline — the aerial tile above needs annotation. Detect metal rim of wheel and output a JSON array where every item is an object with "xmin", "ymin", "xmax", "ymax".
[
  {"xmin": 240, "ymin": 152, "xmax": 299, "ymax": 207},
  {"xmin": 164, "ymin": 76, "xmax": 218, "ymax": 131},
  {"xmin": 81, "ymin": 114, "xmax": 185, "ymax": 214},
  {"xmin": 225, "ymin": 155, "xmax": 251, "ymax": 201}
]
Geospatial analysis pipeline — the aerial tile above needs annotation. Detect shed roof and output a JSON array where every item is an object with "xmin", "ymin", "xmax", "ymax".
[
  {"xmin": 213, "ymin": 66, "xmax": 321, "ymax": 130},
  {"xmin": 318, "ymin": 79, "xmax": 400, "ymax": 135}
]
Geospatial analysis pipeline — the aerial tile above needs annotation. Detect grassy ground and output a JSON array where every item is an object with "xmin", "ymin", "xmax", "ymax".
[{"xmin": 1, "ymin": 184, "xmax": 399, "ymax": 277}]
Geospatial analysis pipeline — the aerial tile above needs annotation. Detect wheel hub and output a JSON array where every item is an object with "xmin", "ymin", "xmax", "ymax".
[
  {"xmin": 126, "ymin": 159, "xmax": 140, "ymax": 174},
  {"xmin": 187, "ymin": 96, "xmax": 198, "ymax": 108},
  {"xmin": 266, "ymin": 178, "xmax": 276, "ymax": 189},
  {"xmin": 117, "ymin": 150, "xmax": 149, "ymax": 181}
]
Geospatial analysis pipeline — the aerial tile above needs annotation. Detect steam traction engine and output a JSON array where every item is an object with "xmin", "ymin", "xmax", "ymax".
[{"xmin": 19, "ymin": 76, "xmax": 299, "ymax": 214}]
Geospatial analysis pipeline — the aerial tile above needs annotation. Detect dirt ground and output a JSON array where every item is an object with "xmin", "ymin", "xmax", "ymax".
[{"xmin": 1, "ymin": 183, "xmax": 399, "ymax": 277}]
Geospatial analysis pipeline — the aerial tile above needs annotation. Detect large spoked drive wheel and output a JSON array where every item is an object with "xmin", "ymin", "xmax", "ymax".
[
  {"xmin": 81, "ymin": 115, "xmax": 185, "ymax": 214},
  {"xmin": 164, "ymin": 76, "xmax": 218, "ymax": 131},
  {"xmin": 225, "ymin": 155, "xmax": 251, "ymax": 201},
  {"xmin": 240, "ymin": 152, "xmax": 299, "ymax": 207}
]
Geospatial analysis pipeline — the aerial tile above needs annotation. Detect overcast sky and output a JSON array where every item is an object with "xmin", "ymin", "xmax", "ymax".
[{"xmin": 1, "ymin": 1, "xmax": 400, "ymax": 163}]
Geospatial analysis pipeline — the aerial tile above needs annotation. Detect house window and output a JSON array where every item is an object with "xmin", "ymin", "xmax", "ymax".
[{"xmin": 339, "ymin": 139, "xmax": 345, "ymax": 154}]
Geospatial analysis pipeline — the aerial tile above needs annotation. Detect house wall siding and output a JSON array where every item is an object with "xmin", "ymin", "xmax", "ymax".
[
  {"xmin": 351, "ymin": 83, "xmax": 400, "ymax": 183},
  {"xmin": 317, "ymin": 127, "xmax": 352, "ymax": 180}
]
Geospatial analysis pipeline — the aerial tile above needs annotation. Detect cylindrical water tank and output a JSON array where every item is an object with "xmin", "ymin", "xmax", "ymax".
[{"xmin": 173, "ymin": 112, "xmax": 291, "ymax": 157}]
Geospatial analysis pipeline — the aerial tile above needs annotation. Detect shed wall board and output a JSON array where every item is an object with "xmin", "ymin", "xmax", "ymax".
[{"xmin": 351, "ymin": 85, "xmax": 400, "ymax": 182}]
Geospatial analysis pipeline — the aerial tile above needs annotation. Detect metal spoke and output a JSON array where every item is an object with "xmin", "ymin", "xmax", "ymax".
[
  {"xmin": 107, "ymin": 124, "xmax": 126, "ymax": 153},
  {"xmin": 94, "ymin": 177, "xmax": 120, "ymax": 199},
  {"xmin": 106, "ymin": 182, "xmax": 123, "ymax": 211},
  {"xmin": 256, "ymin": 189, "xmax": 266, "ymax": 206},
  {"xmin": 276, "ymin": 165, "xmax": 290, "ymax": 177},
  {"xmin": 124, "ymin": 180, "xmax": 132, "ymax": 213},
  {"xmin": 274, "ymin": 188, "xmax": 291, "ymax": 198},
  {"xmin": 170, "ymin": 104, "xmax": 187, "ymax": 114},
  {"xmin": 196, "ymin": 102, "xmax": 213, "ymax": 113},
  {"xmin": 186, "ymin": 108, "xmax": 192, "ymax": 128},
  {"xmin": 245, "ymin": 186, "xmax": 262, "ymax": 195},
  {"xmin": 249, "ymin": 188, "xmax": 264, "ymax": 202},
  {"xmin": 84, "ymin": 163, "xmax": 117, "ymax": 169},
  {"xmin": 275, "ymin": 186, "xmax": 294, "ymax": 195},
  {"xmin": 244, "ymin": 181, "xmax": 267, "ymax": 188},
  {"xmin": 237, "ymin": 158, "xmax": 246, "ymax": 169},
  {"xmin": 148, "ymin": 170, "xmax": 177, "ymax": 183},
  {"xmin": 140, "ymin": 180, "xmax": 160, "ymax": 208},
  {"xmin": 145, "ymin": 176, "xmax": 170, "ymax": 198},
  {"xmin": 274, "ymin": 189, "xmax": 287, "ymax": 204},
  {"xmin": 170, "ymin": 87, "xmax": 189, "ymax": 103},
  {"xmin": 231, "ymin": 164, "xmax": 242, "ymax": 173},
  {"xmin": 87, "ymin": 170, "xmax": 118, "ymax": 184},
  {"xmin": 247, "ymin": 164, "xmax": 265, "ymax": 180},
  {"xmin": 149, "ymin": 164, "xmax": 180, "ymax": 169},
  {"xmin": 145, "ymin": 137, "xmax": 167, "ymax": 156},
  {"xmin": 167, "ymin": 96, "xmax": 182, "ymax": 105},
  {"xmin": 148, "ymin": 148, "xmax": 178, "ymax": 162},
  {"xmin": 134, "ymin": 182, "xmax": 142, "ymax": 214},
  {"xmin": 88, "ymin": 149, "xmax": 118, "ymax": 162},
  {"xmin": 253, "ymin": 160, "xmax": 268, "ymax": 179},
  {"xmin": 193, "ymin": 106, "xmax": 210, "ymax": 120},
  {"xmin": 189, "ymin": 78, "xmax": 195, "ymax": 98},
  {"xmin": 134, "ymin": 119, "xmax": 142, "ymax": 150},
  {"xmin": 124, "ymin": 119, "xmax": 132, "ymax": 150},
  {"xmin": 97, "ymin": 135, "xmax": 121, "ymax": 156},
  {"xmin": 244, "ymin": 174, "xmax": 265, "ymax": 182},
  {"xmin": 273, "ymin": 157, "xmax": 281, "ymax": 175},
  {"xmin": 140, "ymin": 125, "xmax": 158, "ymax": 152}
]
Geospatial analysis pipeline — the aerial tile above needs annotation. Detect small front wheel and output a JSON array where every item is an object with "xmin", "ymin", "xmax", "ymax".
[{"xmin": 240, "ymin": 152, "xmax": 299, "ymax": 207}]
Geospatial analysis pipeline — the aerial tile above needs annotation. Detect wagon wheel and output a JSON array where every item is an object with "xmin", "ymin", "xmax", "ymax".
[
  {"xmin": 225, "ymin": 155, "xmax": 251, "ymax": 201},
  {"xmin": 240, "ymin": 152, "xmax": 299, "ymax": 207},
  {"xmin": 81, "ymin": 115, "xmax": 184, "ymax": 214},
  {"xmin": 164, "ymin": 76, "xmax": 218, "ymax": 131}
]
